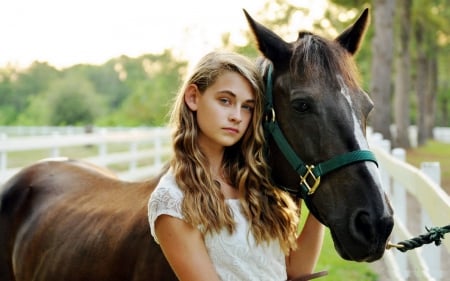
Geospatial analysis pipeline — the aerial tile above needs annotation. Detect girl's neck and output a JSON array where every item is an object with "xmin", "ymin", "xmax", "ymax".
[{"xmin": 198, "ymin": 142, "xmax": 225, "ymax": 178}]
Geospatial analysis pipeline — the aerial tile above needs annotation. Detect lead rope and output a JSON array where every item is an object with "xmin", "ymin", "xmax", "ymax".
[
  {"xmin": 387, "ymin": 224, "xmax": 450, "ymax": 252},
  {"xmin": 287, "ymin": 270, "xmax": 328, "ymax": 281}
]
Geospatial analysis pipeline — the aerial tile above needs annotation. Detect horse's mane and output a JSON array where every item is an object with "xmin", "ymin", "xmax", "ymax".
[{"xmin": 257, "ymin": 31, "xmax": 361, "ymax": 91}]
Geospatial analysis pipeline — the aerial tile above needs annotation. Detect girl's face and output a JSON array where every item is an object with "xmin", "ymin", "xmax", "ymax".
[{"xmin": 185, "ymin": 71, "xmax": 255, "ymax": 152}]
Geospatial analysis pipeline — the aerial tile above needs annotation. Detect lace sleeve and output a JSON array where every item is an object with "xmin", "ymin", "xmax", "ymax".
[{"xmin": 147, "ymin": 174, "xmax": 184, "ymax": 244}]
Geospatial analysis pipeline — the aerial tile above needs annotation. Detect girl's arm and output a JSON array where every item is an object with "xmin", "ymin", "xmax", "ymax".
[
  {"xmin": 155, "ymin": 215, "xmax": 221, "ymax": 281},
  {"xmin": 285, "ymin": 212, "xmax": 325, "ymax": 279}
]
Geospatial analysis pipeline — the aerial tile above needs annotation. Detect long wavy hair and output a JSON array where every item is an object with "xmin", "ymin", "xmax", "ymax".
[{"xmin": 169, "ymin": 51, "xmax": 299, "ymax": 253}]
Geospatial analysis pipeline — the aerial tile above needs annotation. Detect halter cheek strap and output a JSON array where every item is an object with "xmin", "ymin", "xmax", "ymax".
[{"xmin": 263, "ymin": 63, "xmax": 378, "ymax": 200}]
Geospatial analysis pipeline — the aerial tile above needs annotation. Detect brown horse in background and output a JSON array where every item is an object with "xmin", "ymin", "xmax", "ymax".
[{"xmin": 0, "ymin": 8, "xmax": 393, "ymax": 281}]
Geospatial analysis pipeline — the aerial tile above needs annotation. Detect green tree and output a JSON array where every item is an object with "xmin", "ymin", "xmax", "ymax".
[
  {"xmin": 66, "ymin": 62, "xmax": 129, "ymax": 110},
  {"xmin": 1, "ymin": 62, "xmax": 60, "ymax": 124},
  {"xmin": 369, "ymin": 0, "xmax": 396, "ymax": 140},
  {"xmin": 331, "ymin": 0, "xmax": 450, "ymax": 145},
  {"xmin": 100, "ymin": 50, "xmax": 187, "ymax": 126},
  {"xmin": 49, "ymin": 74, "xmax": 105, "ymax": 125},
  {"xmin": 394, "ymin": 0, "xmax": 412, "ymax": 148},
  {"xmin": 0, "ymin": 67, "xmax": 16, "ymax": 124},
  {"xmin": 413, "ymin": 0, "xmax": 449, "ymax": 144},
  {"xmin": 17, "ymin": 73, "xmax": 105, "ymax": 125}
]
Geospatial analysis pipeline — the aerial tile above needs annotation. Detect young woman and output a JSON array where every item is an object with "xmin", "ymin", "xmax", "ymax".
[{"xmin": 148, "ymin": 51, "xmax": 325, "ymax": 281}]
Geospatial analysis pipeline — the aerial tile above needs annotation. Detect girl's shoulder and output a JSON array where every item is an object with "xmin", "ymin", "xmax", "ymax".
[
  {"xmin": 150, "ymin": 170, "xmax": 183, "ymax": 203},
  {"xmin": 148, "ymin": 170, "xmax": 185, "ymax": 243}
]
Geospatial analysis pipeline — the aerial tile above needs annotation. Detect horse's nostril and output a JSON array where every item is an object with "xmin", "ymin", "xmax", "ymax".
[
  {"xmin": 355, "ymin": 212, "xmax": 374, "ymax": 241},
  {"xmin": 351, "ymin": 210, "xmax": 394, "ymax": 247},
  {"xmin": 351, "ymin": 211, "xmax": 375, "ymax": 243}
]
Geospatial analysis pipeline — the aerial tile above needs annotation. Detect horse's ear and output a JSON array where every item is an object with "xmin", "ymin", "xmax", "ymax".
[
  {"xmin": 335, "ymin": 8, "xmax": 370, "ymax": 55},
  {"xmin": 243, "ymin": 9, "xmax": 291, "ymax": 69}
]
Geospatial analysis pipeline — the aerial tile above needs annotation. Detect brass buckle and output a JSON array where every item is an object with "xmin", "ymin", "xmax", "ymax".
[{"xmin": 300, "ymin": 165, "xmax": 321, "ymax": 195}]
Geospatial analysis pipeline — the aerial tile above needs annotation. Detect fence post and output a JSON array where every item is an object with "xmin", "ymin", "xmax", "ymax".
[
  {"xmin": 51, "ymin": 132, "xmax": 60, "ymax": 157},
  {"xmin": 98, "ymin": 129, "xmax": 108, "ymax": 166},
  {"xmin": 420, "ymin": 162, "xmax": 442, "ymax": 280},
  {"xmin": 391, "ymin": 148, "xmax": 409, "ymax": 279},
  {"xmin": 154, "ymin": 128, "xmax": 163, "ymax": 167},
  {"xmin": 0, "ymin": 133, "xmax": 7, "ymax": 177},
  {"xmin": 129, "ymin": 131, "xmax": 138, "ymax": 172}
]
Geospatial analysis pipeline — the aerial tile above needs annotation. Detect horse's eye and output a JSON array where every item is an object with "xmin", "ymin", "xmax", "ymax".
[{"xmin": 292, "ymin": 100, "xmax": 310, "ymax": 113}]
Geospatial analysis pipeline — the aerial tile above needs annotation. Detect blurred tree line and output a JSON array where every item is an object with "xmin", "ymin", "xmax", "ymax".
[
  {"xmin": 0, "ymin": 0, "xmax": 448, "ymax": 147},
  {"xmin": 329, "ymin": 0, "xmax": 449, "ymax": 147},
  {"xmin": 0, "ymin": 50, "xmax": 187, "ymax": 127}
]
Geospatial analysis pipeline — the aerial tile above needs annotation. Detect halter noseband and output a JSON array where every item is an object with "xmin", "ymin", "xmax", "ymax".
[{"xmin": 263, "ymin": 63, "xmax": 378, "ymax": 199}]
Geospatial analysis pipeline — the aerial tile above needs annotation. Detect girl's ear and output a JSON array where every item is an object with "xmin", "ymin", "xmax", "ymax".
[{"xmin": 184, "ymin": 84, "xmax": 199, "ymax": 111}]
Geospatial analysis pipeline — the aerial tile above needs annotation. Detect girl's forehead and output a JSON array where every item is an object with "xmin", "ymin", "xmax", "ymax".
[{"xmin": 211, "ymin": 72, "xmax": 255, "ymax": 99}]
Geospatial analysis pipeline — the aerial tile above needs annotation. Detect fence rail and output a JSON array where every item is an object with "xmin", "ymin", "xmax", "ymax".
[
  {"xmin": 0, "ymin": 125, "xmax": 151, "ymax": 136},
  {"xmin": 1, "ymin": 126, "xmax": 449, "ymax": 280},
  {"xmin": 0, "ymin": 127, "xmax": 172, "ymax": 186},
  {"xmin": 369, "ymin": 132, "xmax": 450, "ymax": 281}
]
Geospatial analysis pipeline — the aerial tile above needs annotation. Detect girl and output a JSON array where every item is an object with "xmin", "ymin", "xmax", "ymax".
[{"xmin": 148, "ymin": 51, "xmax": 324, "ymax": 281}]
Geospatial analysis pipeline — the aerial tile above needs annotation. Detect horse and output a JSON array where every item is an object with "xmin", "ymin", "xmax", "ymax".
[{"xmin": 0, "ymin": 8, "xmax": 393, "ymax": 281}]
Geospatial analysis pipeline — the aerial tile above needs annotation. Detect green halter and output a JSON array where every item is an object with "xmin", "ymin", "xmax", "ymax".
[{"xmin": 263, "ymin": 63, "xmax": 378, "ymax": 199}]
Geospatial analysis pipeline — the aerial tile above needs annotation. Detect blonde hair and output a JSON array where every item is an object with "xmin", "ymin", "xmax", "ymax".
[{"xmin": 169, "ymin": 51, "xmax": 299, "ymax": 253}]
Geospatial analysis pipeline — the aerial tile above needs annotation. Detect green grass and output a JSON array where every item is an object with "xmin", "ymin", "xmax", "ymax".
[
  {"xmin": 299, "ymin": 206, "xmax": 379, "ymax": 281},
  {"xmin": 7, "ymin": 143, "xmax": 145, "ymax": 170},
  {"xmin": 316, "ymin": 230, "xmax": 378, "ymax": 280},
  {"xmin": 7, "ymin": 146, "xmax": 98, "ymax": 168},
  {"xmin": 406, "ymin": 140, "xmax": 450, "ymax": 194}
]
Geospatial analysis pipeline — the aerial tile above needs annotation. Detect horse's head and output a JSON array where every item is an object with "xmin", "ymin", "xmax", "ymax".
[{"xmin": 244, "ymin": 8, "xmax": 393, "ymax": 262}]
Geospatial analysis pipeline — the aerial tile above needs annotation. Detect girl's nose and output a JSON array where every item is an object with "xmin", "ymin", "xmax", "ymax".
[{"xmin": 229, "ymin": 109, "xmax": 242, "ymax": 124}]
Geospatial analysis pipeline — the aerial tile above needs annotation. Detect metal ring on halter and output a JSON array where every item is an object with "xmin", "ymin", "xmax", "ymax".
[{"xmin": 265, "ymin": 108, "xmax": 276, "ymax": 123}]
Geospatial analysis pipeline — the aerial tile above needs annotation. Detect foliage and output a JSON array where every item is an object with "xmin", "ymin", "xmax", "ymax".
[
  {"xmin": 0, "ymin": 62, "xmax": 60, "ymax": 124},
  {"xmin": 328, "ymin": 0, "xmax": 450, "ymax": 137},
  {"xmin": 0, "ymin": 0, "xmax": 448, "ymax": 130},
  {"xmin": 99, "ymin": 51, "xmax": 187, "ymax": 126},
  {"xmin": 406, "ymin": 140, "xmax": 450, "ymax": 193},
  {"xmin": 15, "ymin": 72, "xmax": 105, "ymax": 125},
  {"xmin": 0, "ymin": 51, "xmax": 186, "ymax": 126}
]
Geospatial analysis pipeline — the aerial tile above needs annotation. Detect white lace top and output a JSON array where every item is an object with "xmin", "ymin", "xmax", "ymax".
[{"xmin": 148, "ymin": 171, "xmax": 287, "ymax": 281}]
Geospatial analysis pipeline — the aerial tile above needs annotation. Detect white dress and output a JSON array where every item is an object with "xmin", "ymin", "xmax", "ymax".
[{"xmin": 148, "ymin": 171, "xmax": 287, "ymax": 281}]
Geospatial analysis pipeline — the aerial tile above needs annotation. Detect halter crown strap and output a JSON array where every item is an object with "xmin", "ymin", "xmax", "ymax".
[{"xmin": 263, "ymin": 63, "xmax": 378, "ymax": 199}]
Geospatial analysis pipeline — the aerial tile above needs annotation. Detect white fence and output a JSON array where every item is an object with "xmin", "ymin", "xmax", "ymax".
[
  {"xmin": 433, "ymin": 127, "xmax": 450, "ymax": 143},
  {"xmin": 369, "ymin": 132, "xmax": 450, "ymax": 281},
  {"xmin": 0, "ymin": 127, "xmax": 172, "ymax": 187},
  {"xmin": 0, "ymin": 125, "xmax": 154, "ymax": 136},
  {"xmin": 1, "ymin": 126, "xmax": 449, "ymax": 280}
]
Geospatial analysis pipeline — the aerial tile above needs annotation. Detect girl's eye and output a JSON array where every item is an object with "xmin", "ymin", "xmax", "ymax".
[
  {"xmin": 219, "ymin": 98, "xmax": 231, "ymax": 104},
  {"xmin": 242, "ymin": 104, "xmax": 254, "ymax": 112}
]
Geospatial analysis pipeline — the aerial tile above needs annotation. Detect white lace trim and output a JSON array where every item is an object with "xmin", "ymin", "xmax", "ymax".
[{"xmin": 148, "ymin": 171, "xmax": 287, "ymax": 281}]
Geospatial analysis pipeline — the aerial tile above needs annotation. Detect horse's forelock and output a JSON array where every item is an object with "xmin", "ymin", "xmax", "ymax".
[
  {"xmin": 290, "ymin": 33, "xmax": 360, "ymax": 90},
  {"xmin": 255, "ymin": 57, "xmax": 271, "ymax": 79}
]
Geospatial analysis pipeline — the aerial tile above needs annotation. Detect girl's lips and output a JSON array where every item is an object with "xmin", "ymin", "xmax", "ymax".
[{"xmin": 223, "ymin": 127, "xmax": 239, "ymax": 134}]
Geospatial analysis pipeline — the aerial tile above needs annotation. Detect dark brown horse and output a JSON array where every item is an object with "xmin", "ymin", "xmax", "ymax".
[{"xmin": 0, "ymin": 8, "xmax": 393, "ymax": 281}]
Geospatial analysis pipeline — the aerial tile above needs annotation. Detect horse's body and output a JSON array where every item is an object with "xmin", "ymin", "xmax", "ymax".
[
  {"xmin": 0, "ymin": 8, "xmax": 393, "ymax": 281},
  {"xmin": 0, "ymin": 160, "xmax": 175, "ymax": 281}
]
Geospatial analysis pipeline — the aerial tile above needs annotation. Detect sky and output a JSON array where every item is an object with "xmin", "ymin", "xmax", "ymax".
[{"xmin": 0, "ymin": 0, "xmax": 326, "ymax": 69}]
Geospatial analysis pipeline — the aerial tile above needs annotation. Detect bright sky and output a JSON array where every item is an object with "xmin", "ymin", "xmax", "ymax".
[{"xmin": 0, "ymin": 0, "xmax": 327, "ymax": 69}]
